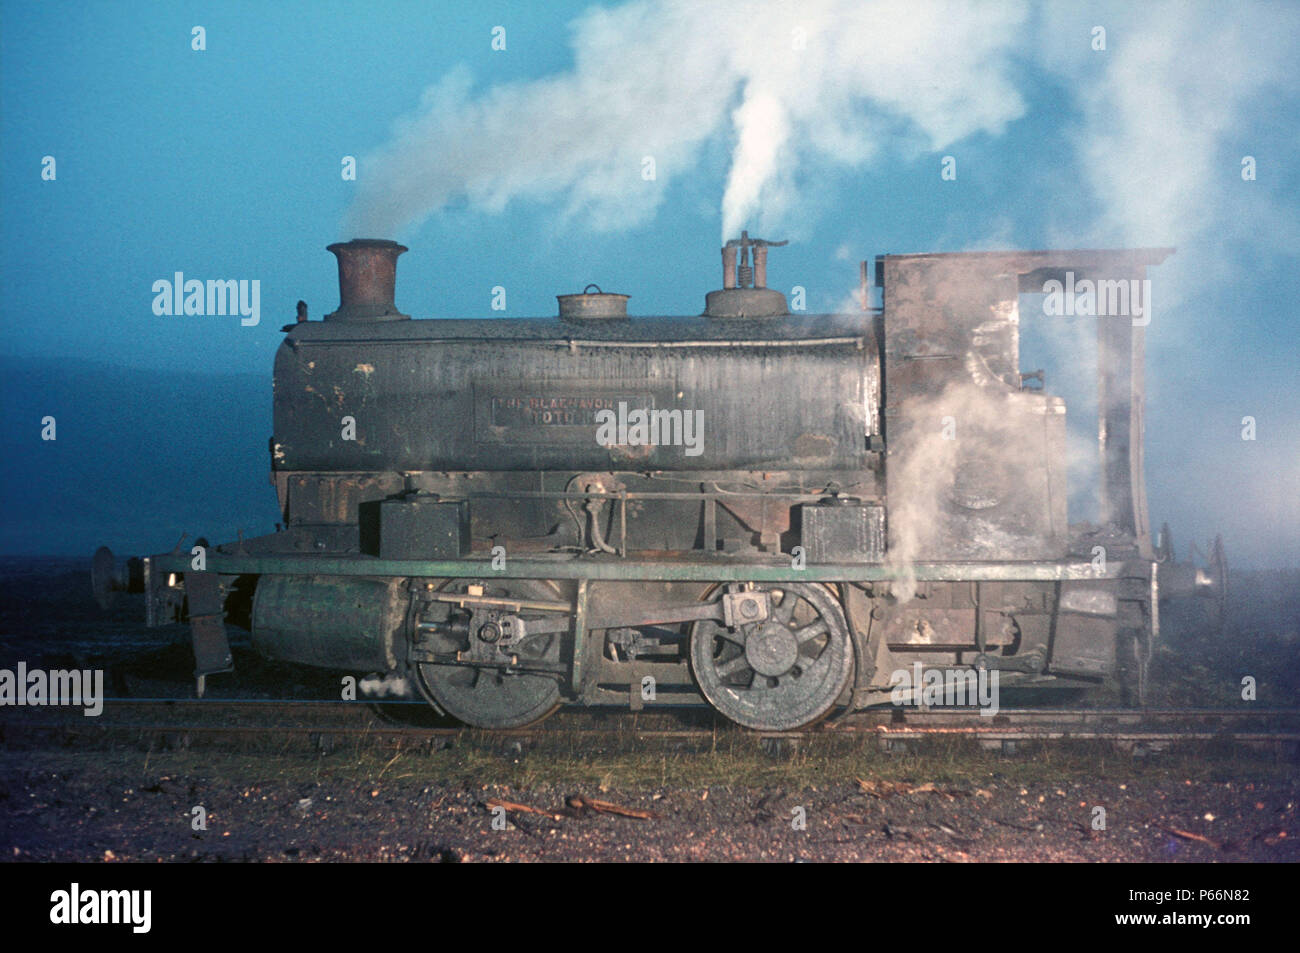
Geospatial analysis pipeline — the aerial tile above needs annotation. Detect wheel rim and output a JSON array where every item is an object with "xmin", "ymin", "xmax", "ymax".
[
  {"xmin": 413, "ymin": 578, "xmax": 566, "ymax": 729},
  {"xmin": 690, "ymin": 583, "xmax": 853, "ymax": 731}
]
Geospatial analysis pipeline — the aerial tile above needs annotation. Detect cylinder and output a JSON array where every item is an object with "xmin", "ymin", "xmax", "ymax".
[
  {"xmin": 252, "ymin": 575, "xmax": 406, "ymax": 670},
  {"xmin": 324, "ymin": 238, "xmax": 410, "ymax": 322}
]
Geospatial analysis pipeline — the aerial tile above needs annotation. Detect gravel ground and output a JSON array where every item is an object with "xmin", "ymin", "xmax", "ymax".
[{"xmin": 3, "ymin": 754, "xmax": 1296, "ymax": 862}]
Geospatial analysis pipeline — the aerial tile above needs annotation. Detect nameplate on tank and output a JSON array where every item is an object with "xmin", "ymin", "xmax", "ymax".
[{"xmin": 474, "ymin": 379, "xmax": 674, "ymax": 445}]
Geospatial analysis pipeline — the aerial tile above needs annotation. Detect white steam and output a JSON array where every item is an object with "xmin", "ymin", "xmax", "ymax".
[
  {"xmin": 1038, "ymin": 2, "xmax": 1300, "ymax": 258},
  {"xmin": 346, "ymin": 0, "xmax": 1298, "ymax": 257},
  {"xmin": 885, "ymin": 380, "xmax": 1064, "ymax": 601},
  {"xmin": 344, "ymin": 0, "xmax": 1031, "ymax": 240},
  {"xmin": 721, "ymin": 87, "xmax": 791, "ymax": 240}
]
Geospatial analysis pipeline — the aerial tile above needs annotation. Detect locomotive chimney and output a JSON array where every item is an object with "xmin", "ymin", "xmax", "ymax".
[
  {"xmin": 324, "ymin": 238, "xmax": 411, "ymax": 322},
  {"xmin": 706, "ymin": 231, "xmax": 789, "ymax": 319}
]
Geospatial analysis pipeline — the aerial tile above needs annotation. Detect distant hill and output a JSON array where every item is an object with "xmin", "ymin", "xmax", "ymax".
[{"xmin": 0, "ymin": 355, "xmax": 281, "ymax": 555}]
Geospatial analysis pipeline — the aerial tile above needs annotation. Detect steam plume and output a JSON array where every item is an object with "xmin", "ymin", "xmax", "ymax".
[{"xmin": 344, "ymin": 0, "xmax": 1030, "ymax": 240}]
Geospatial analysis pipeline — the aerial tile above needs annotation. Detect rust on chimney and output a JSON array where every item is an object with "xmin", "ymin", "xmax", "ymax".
[
  {"xmin": 324, "ymin": 238, "xmax": 410, "ymax": 322},
  {"xmin": 722, "ymin": 245, "xmax": 738, "ymax": 290}
]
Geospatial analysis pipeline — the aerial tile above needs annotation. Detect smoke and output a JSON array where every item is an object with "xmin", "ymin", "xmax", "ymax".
[
  {"xmin": 1038, "ymin": 2, "xmax": 1300, "ymax": 262},
  {"xmin": 345, "ymin": 0, "xmax": 1298, "ymax": 256},
  {"xmin": 886, "ymin": 380, "xmax": 1066, "ymax": 602},
  {"xmin": 1031, "ymin": 2, "xmax": 1300, "ymax": 570},
  {"xmin": 721, "ymin": 87, "xmax": 791, "ymax": 240},
  {"xmin": 344, "ymin": 0, "xmax": 1031, "ymax": 240}
]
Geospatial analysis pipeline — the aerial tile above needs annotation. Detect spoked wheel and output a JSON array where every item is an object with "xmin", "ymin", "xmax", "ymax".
[
  {"xmin": 690, "ymin": 583, "xmax": 853, "ymax": 731},
  {"xmin": 412, "ymin": 578, "xmax": 568, "ymax": 729}
]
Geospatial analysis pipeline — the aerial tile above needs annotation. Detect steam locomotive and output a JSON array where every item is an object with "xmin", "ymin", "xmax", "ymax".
[{"xmin": 95, "ymin": 235, "xmax": 1174, "ymax": 730}]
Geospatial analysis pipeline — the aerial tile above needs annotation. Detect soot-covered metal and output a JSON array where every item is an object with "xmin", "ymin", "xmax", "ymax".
[{"xmin": 96, "ymin": 235, "xmax": 1172, "ymax": 731}]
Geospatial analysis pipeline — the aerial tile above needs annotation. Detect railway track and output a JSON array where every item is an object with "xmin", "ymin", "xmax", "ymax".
[{"xmin": 3, "ymin": 701, "xmax": 1299, "ymax": 755}]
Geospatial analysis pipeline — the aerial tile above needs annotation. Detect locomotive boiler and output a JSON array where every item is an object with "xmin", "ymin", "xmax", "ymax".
[{"xmin": 95, "ymin": 235, "xmax": 1171, "ymax": 730}]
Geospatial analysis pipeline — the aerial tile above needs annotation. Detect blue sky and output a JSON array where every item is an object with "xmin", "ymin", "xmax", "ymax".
[{"xmin": 2, "ymin": 0, "xmax": 1297, "ymax": 567}]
